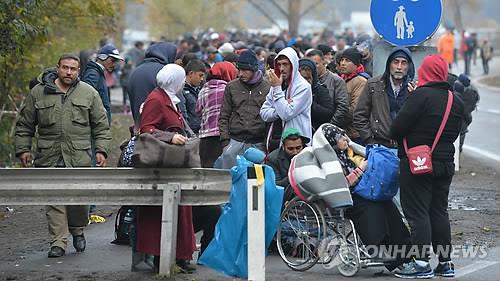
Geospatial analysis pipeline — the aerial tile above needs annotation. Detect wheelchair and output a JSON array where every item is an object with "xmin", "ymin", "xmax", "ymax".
[{"xmin": 276, "ymin": 197, "xmax": 394, "ymax": 277}]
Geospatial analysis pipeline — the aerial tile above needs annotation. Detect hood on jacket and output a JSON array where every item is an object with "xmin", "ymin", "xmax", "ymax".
[
  {"xmin": 206, "ymin": 78, "xmax": 228, "ymax": 90},
  {"xmin": 383, "ymin": 46, "xmax": 415, "ymax": 86},
  {"xmin": 37, "ymin": 67, "xmax": 79, "ymax": 93},
  {"xmin": 143, "ymin": 42, "xmax": 177, "ymax": 65},
  {"xmin": 274, "ymin": 47, "xmax": 302, "ymax": 89},
  {"xmin": 209, "ymin": 61, "xmax": 238, "ymax": 82},
  {"xmin": 417, "ymin": 54, "xmax": 448, "ymax": 87},
  {"xmin": 298, "ymin": 58, "xmax": 319, "ymax": 90}
]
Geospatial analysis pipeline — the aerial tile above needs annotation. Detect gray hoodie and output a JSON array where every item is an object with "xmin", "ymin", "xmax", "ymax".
[{"xmin": 260, "ymin": 47, "xmax": 313, "ymax": 143}]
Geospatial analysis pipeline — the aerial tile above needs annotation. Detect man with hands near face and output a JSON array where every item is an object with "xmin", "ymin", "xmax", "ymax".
[
  {"xmin": 260, "ymin": 47, "xmax": 313, "ymax": 144},
  {"xmin": 15, "ymin": 53, "xmax": 111, "ymax": 258}
]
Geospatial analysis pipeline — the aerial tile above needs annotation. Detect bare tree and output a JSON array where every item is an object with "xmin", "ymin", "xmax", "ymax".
[{"xmin": 247, "ymin": 0, "xmax": 323, "ymax": 36}]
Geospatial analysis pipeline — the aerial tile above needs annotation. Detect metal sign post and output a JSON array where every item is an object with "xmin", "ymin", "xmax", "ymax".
[{"xmin": 247, "ymin": 165, "xmax": 265, "ymax": 281}]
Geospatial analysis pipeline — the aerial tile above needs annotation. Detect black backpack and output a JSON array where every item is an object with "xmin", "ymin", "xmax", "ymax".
[{"xmin": 111, "ymin": 206, "xmax": 135, "ymax": 245}]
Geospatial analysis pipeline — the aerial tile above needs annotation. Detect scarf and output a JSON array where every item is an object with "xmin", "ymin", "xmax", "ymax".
[
  {"xmin": 246, "ymin": 69, "xmax": 263, "ymax": 86},
  {"xmin": 341, "ymin": 64, "xmax": 366, "ymax": 82}
]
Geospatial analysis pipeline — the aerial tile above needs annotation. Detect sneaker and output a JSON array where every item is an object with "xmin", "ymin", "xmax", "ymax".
[
  {"xmin": 434, "ymin": 261, "xmax": 455, "ymax": 277},
  {"xmin": 394, "ymin": 259, "xmax": 434, "ymax": 279}
]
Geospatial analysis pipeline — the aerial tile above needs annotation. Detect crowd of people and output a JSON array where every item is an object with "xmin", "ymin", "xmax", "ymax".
[{"xmin": 13, "ymin": 27, "xmax": 485, "ymax": 278}]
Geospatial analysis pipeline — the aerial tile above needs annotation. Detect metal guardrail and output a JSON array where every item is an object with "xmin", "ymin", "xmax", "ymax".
[{"xmin": 0, "ymin": 167, "xmax": 232, "ymax": 276}]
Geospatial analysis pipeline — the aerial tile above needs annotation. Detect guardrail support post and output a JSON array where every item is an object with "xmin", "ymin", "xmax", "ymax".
[
  {"xmin": 247, "ymin": 165, "xmax": 265, "ymax": 281},
  {"xmin": 159, "ymin": 183, "xmax": 181, "ymax": 276}
]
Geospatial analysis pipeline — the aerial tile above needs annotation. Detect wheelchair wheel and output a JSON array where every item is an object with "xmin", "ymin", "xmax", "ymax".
[
  {"xmin": 276, "ymin": 198, "xmax": 326, "ymax": 271},
  {"xmin": 336, "ymin": 219, "xmax": 361, "ymax": 277}
]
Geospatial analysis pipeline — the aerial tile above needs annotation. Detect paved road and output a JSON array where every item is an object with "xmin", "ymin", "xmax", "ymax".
[
  {"xmin": 450, "ymin": 58, "xmax": 500, "ymax": 163},
  {"xmin": 1, "ymin": 216, "xmax": 498, "ymax": 281}
]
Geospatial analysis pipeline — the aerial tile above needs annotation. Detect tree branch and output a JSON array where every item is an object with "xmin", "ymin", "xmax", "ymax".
[
  {"xmin": 300, "ymin": 0, "xmax": 323, "ymax": 17},
  {"xmin": 267, "ymin": 0, "xmax": 288, "ymax": 17},
  {"xmin": 247, "ymin": 0, "xmax": 284, "ymax": 29}
]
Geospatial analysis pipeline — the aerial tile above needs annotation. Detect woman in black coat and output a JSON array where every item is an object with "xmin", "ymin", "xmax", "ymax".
[
  {"xmin": 298, "ymin": 58, "xmax": 334, "ymax": 131},
  {"xmin": 391, "ymin": 54, "xmax": 464, "ymax": 278}
]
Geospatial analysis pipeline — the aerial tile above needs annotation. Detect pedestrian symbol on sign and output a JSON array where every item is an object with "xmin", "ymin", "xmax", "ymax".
[
  {"xmin": 394, "ymin": 6, "xmax": 409, "ymax": 39},
  {"xmin": 407, "ymin": 21, "xmax": 415, "ymax": 38},
  {"xmin": 394, "ymin": 6, "xmax": 415, "ymax": 40}
]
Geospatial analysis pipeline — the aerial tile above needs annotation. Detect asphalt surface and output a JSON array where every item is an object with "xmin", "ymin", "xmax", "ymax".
[
  {"xmin": 453, "ymin": 59, "xmax": 500, "ymax": 163},
  {"xmin": 1, "ymin": 217, "xmax": 498, "ymax": 281}
]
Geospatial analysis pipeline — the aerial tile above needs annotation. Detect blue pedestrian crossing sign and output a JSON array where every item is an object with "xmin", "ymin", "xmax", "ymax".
[{"xmin": 370, "ymin": 0, "xmax": 442, "ymax": 46}]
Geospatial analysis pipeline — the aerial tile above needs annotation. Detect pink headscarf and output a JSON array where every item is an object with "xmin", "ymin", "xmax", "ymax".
[{"xmin": 417, "ymin": 54, "xmax": 448, "ymax": 87}]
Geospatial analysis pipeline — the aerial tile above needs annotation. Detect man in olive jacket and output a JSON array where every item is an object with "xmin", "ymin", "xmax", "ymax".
[{"xmin": 15, "ymin": 54, "xmax": 111, "ymax": 258}]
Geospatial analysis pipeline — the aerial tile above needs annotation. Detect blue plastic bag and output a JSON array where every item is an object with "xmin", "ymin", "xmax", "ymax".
[
  {"xmin": 354, "ymin": 144, "xmax": 399, "ymax": 201},
  {"xmin": 199, "ymin": 154, "xmax": 284, "ymax": 279}
]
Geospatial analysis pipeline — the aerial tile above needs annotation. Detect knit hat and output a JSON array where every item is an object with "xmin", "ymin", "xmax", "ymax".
[
  {"xmin": 223, "ymin": 52, "xmax": 239, "ymax": 63},
  {"xmin": 317, "ymin": 44, "xmax": 334, "ymax": 56},
  {"xmin": 341, "ymin": 48, "xmax": 362, "ymax": 66},
  {"xmin": 281, "ymin": 128, "xmax": 310, "ymax": 144},
  {"xmin": 218, "ymin": 42, "xmax": 234, "ymax": 54},
  {"xmin": 274, "ymin": 40, "xmax": 286, "ymax": 50},
  {"xmin": 236, "ymin": 49, "xmax": 259, "ymax": 71},
  {"xmin": 458, "ymin": 73, "xmax": 471, "ymax": 87},
  {"xmin": 206, "ymin": 46, "xmax": 217, "ymax": 54}
]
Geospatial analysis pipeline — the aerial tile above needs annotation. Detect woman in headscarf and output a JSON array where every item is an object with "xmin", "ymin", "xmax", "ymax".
[
  {"xmin": 196, "ymin": 61, "xmax": 238, "ymax": 168},
  {"xmin": 391, "ymin": 55, "xmax": 464, "ymax": 278},
  {"xmin": 137, "ymin": 64, "xmax": 196, "ymax": 273},
  {"xmin": 323, "ymin": 124, "xmax": 410, "ymax": 272}
]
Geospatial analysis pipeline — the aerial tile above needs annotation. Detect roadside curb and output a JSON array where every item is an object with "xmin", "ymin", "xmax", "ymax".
[{"xmin": 474, "ymin": 75, "xmax": 500, "ymax": 91}]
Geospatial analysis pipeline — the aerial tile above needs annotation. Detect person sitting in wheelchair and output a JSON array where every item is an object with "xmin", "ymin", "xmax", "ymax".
[{"xmin": 323, "ymin": 124, "xmax": 410, "ymax": 271}]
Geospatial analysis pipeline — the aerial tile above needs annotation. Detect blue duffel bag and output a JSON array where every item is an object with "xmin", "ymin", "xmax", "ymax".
[{"xmin": 353, "ymin": 144, "xmax": 399, "ymax": 201}]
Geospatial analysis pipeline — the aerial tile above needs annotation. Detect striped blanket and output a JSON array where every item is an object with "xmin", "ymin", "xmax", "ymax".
[{"xmin": 288, "ymin": 123, "xmax": 353, "ymax": 208}]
